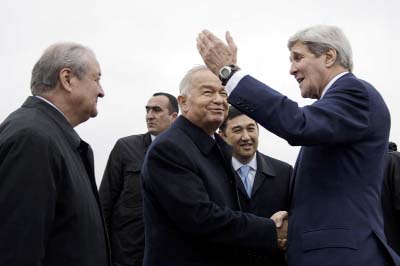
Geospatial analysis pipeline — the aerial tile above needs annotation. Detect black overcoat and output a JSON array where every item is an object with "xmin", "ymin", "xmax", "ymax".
[{"xmin": 0, "ymin": 97, "xmax": 110, "ymax": 265}]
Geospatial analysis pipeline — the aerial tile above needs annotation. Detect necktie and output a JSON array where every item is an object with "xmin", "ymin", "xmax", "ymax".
[{"xmin": 239, "ymin": 165, "xmax": 252, "ymax": 197}]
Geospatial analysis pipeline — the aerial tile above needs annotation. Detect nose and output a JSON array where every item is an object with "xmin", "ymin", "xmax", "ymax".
[
  {"xmin": 289, "ymin": 62, "xmax": 297, "ymax": 76},
  {"xmin": 98, "ymin": 84, "xmax": 105, "ymax": 98},
  {"xmin": 241, "ymin": 130, "xmax": 250, "ymax": 140},
  {"xmin": 146, "ymin": 110, "xmax": 155, "ymax": 120},
  {"xmin": 213, "ymin": 92, "xmax": 225, "ymax": 104}
]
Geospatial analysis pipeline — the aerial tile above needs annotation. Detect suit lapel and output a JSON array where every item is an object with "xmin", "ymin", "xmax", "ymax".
[
  {"xmin": 234, "ymin": 170, "xmax": 249, "ymax": 198},
  {"xmin": 143, "ymin": 132, "xmax": 152, "ymax": 155},
  {"xmin": 252, "ymin": 152, "xmax": 276, "ymax": 196},
  {"xmin": 289, "ymin": 147, "xmax": 304, "ymax": 205},
  {"xmin": 252, "ymin": 170, "xmax": 266, "ymax": 197}
]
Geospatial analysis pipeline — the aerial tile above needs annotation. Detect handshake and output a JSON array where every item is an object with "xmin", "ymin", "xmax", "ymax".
[{"xmin": 270, "ymin": 211, "xmax": 288, "ymax": 251}]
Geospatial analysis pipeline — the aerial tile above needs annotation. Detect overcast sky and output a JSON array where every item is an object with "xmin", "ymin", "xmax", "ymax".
[{"xmin": 1, "ymin": 0, "xmax": 399, "ymax": 184}]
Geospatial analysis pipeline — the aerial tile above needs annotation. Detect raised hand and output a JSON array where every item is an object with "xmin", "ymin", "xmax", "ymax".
[{"xmin": 197, "ymin": 30, "xmax": 238, "ymax": 75}]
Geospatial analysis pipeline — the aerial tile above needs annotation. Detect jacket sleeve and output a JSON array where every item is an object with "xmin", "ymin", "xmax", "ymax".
[
  {"xmin": 98, "ymin": 140, "xmax": 124, "ymax": 229},
  {"xmin": 142, "ymin": 139, "xmax": 278, "ymax": 254},
  {"xmin": 228, "ymin": 75, "xmax": 372, "ymax": 146},
  {"xmin": 0, "ymin": 131, "xmax": 57, "ymax": 265}
]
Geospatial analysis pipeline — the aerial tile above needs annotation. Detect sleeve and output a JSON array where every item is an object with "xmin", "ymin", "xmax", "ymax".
[
  {"xmin": 0, "ymin": 131, "xmax": 57, "ymax": 265},
  {"xmin": 142, "ymin": 140, "xmax": 278, "ymax": 253},
  {"xmin": 228, "ymin": 75, "xmax": 371, "ymax": 146},
  {"xmin": 98, "ymin": 140, "xmax": 124, "ymax": 229}
]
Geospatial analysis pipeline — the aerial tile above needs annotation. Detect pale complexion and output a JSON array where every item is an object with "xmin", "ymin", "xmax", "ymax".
[
  {"xmin": 41, "ymin": 52, "xmax": 104, "ymax": 127},
  {"xmin": 220, "ymin": 114, "xmax": 259, "ymax": 165},
  {"xmin": 145, "ymin": 95, "xmax": 177, "ymax": 136},
  {"xmin": 178, "ymin": 69, "xmax": 228, "ymax": 135},
  {"xmin": 289, "ymin": 42, "xmax": 342, "ymax": 99}
]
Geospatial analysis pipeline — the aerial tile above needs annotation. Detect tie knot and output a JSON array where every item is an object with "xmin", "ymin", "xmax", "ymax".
[{"xmin": 239, "ymin": 165, "xmax": 250, "ymax": 178}]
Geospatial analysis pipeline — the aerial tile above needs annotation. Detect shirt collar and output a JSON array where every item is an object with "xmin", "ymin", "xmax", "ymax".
[
  {"xmin": 34, "ymin": 95, "xmax": 68, "ymax": 120},
  {"xmin": 232, "ymin": 154, "xmax": 257, "ymax": 171},
  {"xmin": 320, "ymin": 71, "xmax": 349, "ymax": 99}
]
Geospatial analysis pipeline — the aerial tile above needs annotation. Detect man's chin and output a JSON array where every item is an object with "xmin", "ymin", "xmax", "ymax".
[
  {"xmin": 147, "ymin": 128, "xmax": 156, "ymax": 135},
  {"xmin": 90, "ymin": 111, "xmax": 98, "ymax": 118}
]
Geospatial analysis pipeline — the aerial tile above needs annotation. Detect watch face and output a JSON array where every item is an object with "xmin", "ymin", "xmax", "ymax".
[{"xmin": 221, "ymin": 67, "xmax": 231, "ymax": 79}]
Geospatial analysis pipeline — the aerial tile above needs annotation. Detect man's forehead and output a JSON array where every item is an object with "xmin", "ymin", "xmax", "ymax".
[
  {"xmin": 86, "ymin": 56, "xmax": 101, "ymax": 76},
  {"xmin": 192, "ymin": 69, "xmax": 220, "ymax": 85},
  {"xmin": 228, "ymin": 115, "xmax": 257, "ymax": 127},
  {"xmin": 146, "ymin": 96, "xmax": 169, "ymax": 107},
  {"xmin": 290, "ymin": 42, "xmax": 312, "ymax": 54}
]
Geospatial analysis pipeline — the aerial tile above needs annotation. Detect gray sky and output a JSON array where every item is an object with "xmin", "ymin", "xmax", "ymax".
[{"xmin": 1, "ymin": 0, "xmax": 399, "ymax": 184}]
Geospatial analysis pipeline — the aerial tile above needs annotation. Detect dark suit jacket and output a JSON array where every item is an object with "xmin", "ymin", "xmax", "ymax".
[
  {"xmin": 99, "ymin": 133, "xmax": 151, "ymax": 266},
  {"xmin": 228, "ymin": 73, "xmax": 400, "ymax": 266},
  {"xmin": 235, "ymin": 152, "xmax": 292, "ymax": 266},
  {"xmin": 382, "ymin": 150, "xmax": 400, "ymax": 255},
  {"xmin": 141, "ymin": 116, "xmax": 279, "ymax": 266},
  {"xmin": 0, "ymin": 97, "xmax": 110, "ymax": 265}
]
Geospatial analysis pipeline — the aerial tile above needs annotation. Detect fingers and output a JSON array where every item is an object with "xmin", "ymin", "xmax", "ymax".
[
  {"xmin": 278, "ymin": 238, "xmax": 287, "ymax": 251},
  {"xmin": 196, "ymin": 29, "xmax": 238, "ymax": 75},
  {"xmin": 272, "ymin": 211, "xmax": 289, "ymax": 251},
  {"xmin": 196, "ymin": 33, "xmax": 208, "ymax": 55},
  {"xmin": 270, "ymin": 211, "xmax": 288, "ymax": 227},
  {"xmin": 196, "ymin": 36, "xmax": 206, "ymax": 54},
  {"xmin": 197, "ymin": 30, "xmax": 219, "ymax": 51},
  {"xmin": 226, "ymin": 31, "xmax": 237, "ymax": 63},
  {"xmin": 202, "ymin": 29, "xmax": 221, "ymax": 43},
  {"xmin": 225, "ymin": 31, "xmax": 237, "ymax": 52}
]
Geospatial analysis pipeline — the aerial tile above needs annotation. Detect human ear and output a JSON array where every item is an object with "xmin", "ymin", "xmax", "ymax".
[
  {"xmin": 325, "ymin": 49, "xmax": 337, "ymax": 68},
  {"xmin": 59, "ymin": 68, "xmax": 73, "ymax": 92},
  {"xmin": 178, "ymin": 95, "xmax": 188, "ymax": 114}
]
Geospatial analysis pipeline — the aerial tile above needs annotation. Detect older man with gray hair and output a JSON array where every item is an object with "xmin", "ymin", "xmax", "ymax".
[
  {"xmin": 0, "ymin": 43, "xmax": 109, "ymax": 265},
  {"xmin": 141, "ymin": 65, "xmax": 288, "ymax": 266},
  {"xmin": 197, "ymin": 25, "xmax": 400, "ymax": 266}
]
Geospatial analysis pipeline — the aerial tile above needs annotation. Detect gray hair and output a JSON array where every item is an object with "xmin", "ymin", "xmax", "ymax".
[
  {"xmin": 179, "ymin": 65, "xmax": 209, "ymax": 96},
  {"xmin": 30, "ymin": 42, "xmax": 94, "ymax": 95},
  {"xmin": 288, "ymin": 25, "xmax": 353, "ymax": 72}
]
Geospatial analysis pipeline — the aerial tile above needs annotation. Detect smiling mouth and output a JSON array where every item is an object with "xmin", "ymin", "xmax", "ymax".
[
  {"xmin": 210, "ymin": 108, "xmax": 224, "ymax": 113},
  {"xmin": 240, "ymin": 143, "xmax": 253, "ymax": 148}
]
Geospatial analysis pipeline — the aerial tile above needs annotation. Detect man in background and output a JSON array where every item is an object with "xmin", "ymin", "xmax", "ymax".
[
  {"xmin": 0, "ymin": 42, "xmax": 109, "ymax": 265},
  {"xmin": 382, "ymin": 141, "xmax": 400, "ymax": 255},
  {"xmin": 99, "ymin": 92, "xmax": 178, "ymax": 266},
  {"xmin": 219, "ymin": 106, "xmax": 292, "ymax": 265}
]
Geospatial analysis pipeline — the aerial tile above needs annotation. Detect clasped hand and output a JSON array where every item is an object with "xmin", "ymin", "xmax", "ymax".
[{"xmin": 270, "ymin": 211, "xmax": 288, "ymax": 251}]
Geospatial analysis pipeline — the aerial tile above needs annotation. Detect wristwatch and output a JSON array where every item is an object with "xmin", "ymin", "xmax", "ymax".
[{"xmin": 219, "ymin": 64, "xmax": 240, "ymax": 86}]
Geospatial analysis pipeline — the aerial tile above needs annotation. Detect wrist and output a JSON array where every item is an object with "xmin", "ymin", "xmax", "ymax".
[{"xmin": 219, "ymin": 64, "xmax": 240, "ymax": 86}]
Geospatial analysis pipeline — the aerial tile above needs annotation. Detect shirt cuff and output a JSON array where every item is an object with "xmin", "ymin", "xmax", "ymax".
[{"xmin": 225, "ymin": 70, "xmax": 247, "ymax": 95}]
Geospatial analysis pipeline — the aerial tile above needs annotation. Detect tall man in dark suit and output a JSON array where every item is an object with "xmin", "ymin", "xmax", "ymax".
[
  {"xmin": 219, "ymin": 106, "xmax": 292, "ymax": 266},
  {"xmin": 99, "ymin": 92, "xmax": 178, "ymax": 266},
  {"xmin": 141, "ymin": 65, "xmax": 288, "ymax": 266},
  {"xmin": 197, "ymin": 25, "xmax": 400, "ymax": 265},
  {"xmin": 382, "ymin": 142, "xmax": 400, "ymax": 255},
  {"xmin": 0, "ymin": 43, "xmax": 110, "ymax": 265}
]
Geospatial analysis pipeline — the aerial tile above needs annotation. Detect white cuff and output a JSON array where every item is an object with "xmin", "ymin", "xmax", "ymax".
[{"xmin": 225, "ymin": 70, "xmax": 247, "ymax": 95}]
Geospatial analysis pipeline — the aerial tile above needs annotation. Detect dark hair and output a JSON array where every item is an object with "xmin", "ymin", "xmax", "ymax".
[
  {"xmin": 389, "ymin": 142, "xmax": 397, "ymax": 152},
  {"xmin": 219, "ymin": 106, "xmax": 246, "ymax": 133},
  {"xmin": 152, "ymin": 92, "xmax": 179, "ymax": 114}
]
